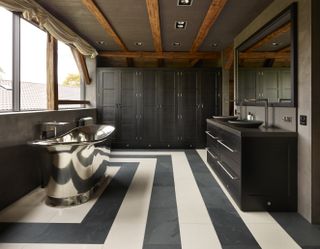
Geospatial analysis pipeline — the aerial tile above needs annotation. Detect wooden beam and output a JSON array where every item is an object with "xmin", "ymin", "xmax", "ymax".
[
  {"xmin": 47, "ymin": 34, "xmax": 58, "ymax": 110},
  {"xmin": 99, "ymin": 51, "xmax": 220, "ymax": 59},
  {"xmin": 277, "ymin": 45, "xmax": 291, "ymax": 52},
  {"xmin": 190, "ymin": 59, "xmax": 200, "ymax": 67},
  {"xmin": 71, "ymin": 47, "xmax": 92, "ymax": 85},
  {"xmin": 247, "ymin": 22, "xmax": 291, "ymax": 52},
  {"xmin": 126, "ymin": 58, "xmax": 134, "ymax": 67},
  {"xmin": 239, "ymin": 51, "xmax": 290, "ymax": 60},
  {"xmin": 58, "ymin": 100, "xmax": 90, "ymax": 105},
  {"xmin": 223, "ymin": 45, "xmax": 233, "ymax": 70},
  {"xmin": 146, "ymin": 0, "xmax": 162, "ymax": 52},
  {"xmin": 82, "ymin": 0, "xmax": 128, "ymax": 51},
  {"xmin": 191, "ymin": 0, "xmax": 228, "ymax": 52}
]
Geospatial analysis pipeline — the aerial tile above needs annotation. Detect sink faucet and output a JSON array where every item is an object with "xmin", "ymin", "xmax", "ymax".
[{"xmin": 243, "ymin": 98, "xmax": 269, "ymax": 128}]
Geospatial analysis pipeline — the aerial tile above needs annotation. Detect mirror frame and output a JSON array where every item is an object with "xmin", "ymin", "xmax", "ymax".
[{"xmin": 235, "ymin": 3, "xmax": 297, "ymax": 107}]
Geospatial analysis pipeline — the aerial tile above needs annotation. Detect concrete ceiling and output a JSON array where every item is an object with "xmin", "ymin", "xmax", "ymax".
[{"xmin": 36, "ymin": 0, "xmax": 274, "ymax": 53}]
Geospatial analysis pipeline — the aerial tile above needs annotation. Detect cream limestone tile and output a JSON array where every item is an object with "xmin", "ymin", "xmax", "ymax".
[
  {"xmin": 246, "ymin": 223, "xmax": 301, "ymax": 249},
  {"xmin": 0, "ymin": 244, "xmax": 24, "ymax": 249},
  {"xmin": 103, "ymin": 159, "xmax": 156, "ymax": 249},
  {"xmin": 171, "ymin": 152, "xmax": 222, "ymax": 248},
  {"xmin": 22, "ymin": 244, "xmax": 102, "ymax": 249}
]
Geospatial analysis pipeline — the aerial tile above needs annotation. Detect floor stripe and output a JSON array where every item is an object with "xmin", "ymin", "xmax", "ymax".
[
  {"xmin": 171, "ymin": 152, "xmax": 222, "ymax": 249},
  {"xmin": 185, "ymin": 150, "xmax": 260, "ymax": 249},
  {"xmin": 196, "ymin": 149, "xmax": 301, "ymax": 249},
  {"xmin": 0, "ymin": 163, "xmax": 137, "ymax": 244},
  {"xmin": 0, "ymin": 167, "xmax": 120, "ymax": 224},
  {"xmin": 270, "ymin": 212, "xmax": 320, "ymax": 249},
  {"xmin": 103, "ymin": 159, "xmax": 156, "ymax": 249}
]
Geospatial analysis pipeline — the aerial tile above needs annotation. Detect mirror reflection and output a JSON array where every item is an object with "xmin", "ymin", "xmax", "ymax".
[{"xmin": 237, "ymin": 10, "xmax": 292, "ymax": 106}]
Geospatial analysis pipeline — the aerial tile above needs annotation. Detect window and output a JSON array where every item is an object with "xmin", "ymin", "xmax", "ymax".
[
  {"xmin": 58, "ymin": 41, "xmax": 82, "ymax": 108},
  {"xmin": 20, "ymin": 18, "xmax": 47, "ymax": 110},
  {"xmin": 0, "ymin": 8, "xmax": 84, "ymax": 113},
  {"xmin": 0, "ymin": 7, "xmax": 13, "ymax": 111}
]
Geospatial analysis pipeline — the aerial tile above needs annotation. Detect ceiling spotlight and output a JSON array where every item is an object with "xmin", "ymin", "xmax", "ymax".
[
  {"xmin": 96, "ymin": 41, "xmax": 105, "ymax": 45},
  {"xmin": 173, "ymin": 42, "xmax": 181, "ymax": 47},
  {"xmin": 177, "ymin": 0, "xmax": 193, "ymax": 6},
  {"xmin": 211, "ymin": 43, "xmax": 218, "ymax": 47},
  {"xmin": 135, "ymin": 42, "xmax": 143, "ymax": 46},
  {"xmin": 272, "ymin": 42, "xmax": 279, "ymax": 46},
  {"xmin": 175, "ymin": 21, "xmax": 187, "ymax": 29}
]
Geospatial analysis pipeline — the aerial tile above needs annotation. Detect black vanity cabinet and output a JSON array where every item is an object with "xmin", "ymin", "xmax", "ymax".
[
  {"xmin": 206, "ymin": 119, "xmax": 297, "ymax": 211},
  {"xmin": 97, "ymin": 68, "xmax": 221, "ymax": 149}
]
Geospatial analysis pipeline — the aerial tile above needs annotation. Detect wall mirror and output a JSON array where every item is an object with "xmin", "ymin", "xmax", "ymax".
[{"xmin": 235, "ymin": 3, "xmax": 297, "ymax": 107}]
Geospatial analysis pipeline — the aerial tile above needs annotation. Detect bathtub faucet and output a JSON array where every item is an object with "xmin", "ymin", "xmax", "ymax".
[{"xmin": 41, "ymin": 121, "xmax": 70, "ymax": 139}]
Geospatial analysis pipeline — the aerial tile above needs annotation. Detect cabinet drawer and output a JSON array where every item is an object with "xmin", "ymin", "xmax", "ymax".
[
  {"xmin": 217, "ymin": 136, "xmax": 241, "ymax": 163},
  {"xmin": 207, "ymin": 155, "xmax": 241, "ymax": 204}
]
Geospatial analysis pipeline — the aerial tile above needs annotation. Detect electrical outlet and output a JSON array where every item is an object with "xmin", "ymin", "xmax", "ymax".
[{"xmin": 300, "ymin": 115, "xmax": 307, "ymax": 126}]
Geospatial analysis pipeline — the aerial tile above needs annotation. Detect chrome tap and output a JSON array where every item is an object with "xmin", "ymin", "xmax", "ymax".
[{"xmin": 244, "ymin": 98, "xmax": 269, "ymax": 128}]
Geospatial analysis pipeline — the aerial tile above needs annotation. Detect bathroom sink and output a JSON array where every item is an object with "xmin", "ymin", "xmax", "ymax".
[
  {"xmin": 212, "ymin": 116, "xmax": 239, "ymax": 122},
  {"xmin": 227, "ymin": 120, "xmax": 264, "ymax": 128}
]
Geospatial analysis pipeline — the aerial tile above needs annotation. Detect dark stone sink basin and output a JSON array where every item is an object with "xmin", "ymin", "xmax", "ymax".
[
  {"xmin": 227, "ymin": 120, "xmax": 264, "ymax": 128},
  {"xmin": 212, "ymin": 116, "xmax": 239, "ymax": 122}
]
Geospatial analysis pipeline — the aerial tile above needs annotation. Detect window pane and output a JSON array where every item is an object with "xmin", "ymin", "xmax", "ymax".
[
  {"xmin": 58, "ymin": 41, "xmax": 81, "ymax": 109},
  {"xmin": 20, "ymin": 19, "xmax": 47, "ymax": 110},
  {"xmin": 0, "ymin": 7, "xmax": 13, "ymax": 111}
]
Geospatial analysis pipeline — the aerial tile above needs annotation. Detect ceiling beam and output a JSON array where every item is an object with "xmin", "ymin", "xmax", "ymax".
[
  {"xmin": 247, "ymin": 22, "xmax": 291, "ymax": 52},
  {"xmin": 277, "ymin": 45, "xmax": 291, "ymax": 52},
  {"xmin": 146, "ymin": 0, "xmax": 162, "ymax": 52},
  {"xmin": 82, "ymin": 0, "xmax": 128, "ymax": 51},
  {"xmin": 190, "ymin": 0, "xmax": 228, "ymax": 52},
  {"xmin": 99, "ymin": 51, "xmax": 220, "ymax": 59},
  {"xmin": 239, "ymin": 51, "xmax": 290, "ymax": 60},
  {"xmin": 190, "ymin": 59, "xmax": 200, "ymax": 67},
  {"xmin": 223, "ymin": 45, "xmax": 233, "ymax": 70}
]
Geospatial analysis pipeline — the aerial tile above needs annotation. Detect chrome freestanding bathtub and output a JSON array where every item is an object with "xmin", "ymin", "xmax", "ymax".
[{"xmin": 30, "ymin": 125, "xmax": 115, "ymax": 206}]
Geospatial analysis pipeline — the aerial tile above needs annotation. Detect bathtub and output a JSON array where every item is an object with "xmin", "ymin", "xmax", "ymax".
[{"xmin": 30, "ymin": 125, "xmax": 115, "ymax": 206}]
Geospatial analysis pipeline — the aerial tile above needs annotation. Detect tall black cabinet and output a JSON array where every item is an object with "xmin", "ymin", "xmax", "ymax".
[{"xmin": 97, "ymin": 68, "xmax": 222, "ymax": 149}]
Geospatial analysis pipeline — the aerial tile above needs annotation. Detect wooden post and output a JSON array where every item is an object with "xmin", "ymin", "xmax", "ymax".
[{"xmin": 47, "ymin": 34, "xmax": 58, "ymax": 110}]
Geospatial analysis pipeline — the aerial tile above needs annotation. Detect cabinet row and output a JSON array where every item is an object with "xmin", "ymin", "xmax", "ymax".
[
  {"xmin": 97, "ymin": 69, "xmax": 222, "ymax": 148},
  {"xmin": 238, "ymin": 68, "xmax": 291, "ymax": 104}
]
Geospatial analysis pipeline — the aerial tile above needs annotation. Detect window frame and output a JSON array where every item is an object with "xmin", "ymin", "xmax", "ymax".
[{"xmin": 0, "ymin": 10, "xmax": 86, "ymax": 113}]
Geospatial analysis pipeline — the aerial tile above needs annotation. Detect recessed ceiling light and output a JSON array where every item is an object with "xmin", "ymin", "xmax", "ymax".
[
  {"xmin": 272, "ymin": 42, "xmax": 279, "ymax": 46},
  {"xmin": 211, "ymin": 43, "xmax": 218, "ymax": 47},
  {"xmin": 177, "ymin": 0, "xmax": 193, "ymax": 6},
  {"xmin": 96, "ymin": 41, "xmax": 105, "ymax": 45},
  {"xmin": 172, "ymin": 42, "xmax": 181, "ymax": 47},
  {"xmin": 135, "ymin": 42, "xmax": 143, "ymax": 46},
  {"xmin": 175, "ymin": 21, "xmax": 187, "ymax": 29}
]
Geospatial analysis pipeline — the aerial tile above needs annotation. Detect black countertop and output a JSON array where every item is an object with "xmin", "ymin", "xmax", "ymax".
[{"xmin": 206, "ymin": 118, "xmax": 297, "ymax": 137}]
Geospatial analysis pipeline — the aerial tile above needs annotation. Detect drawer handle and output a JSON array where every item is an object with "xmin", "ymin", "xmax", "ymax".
[
  {"xmin": 206, "ymin": 148, "xmax": 217, "ymax": 159},
  {"xmin": 217, "ymin": 161, "xmax": 238, "ymax": 180},
  {"xmin": 217, "ymin": 140, "xmax": 236, "ymax": 153},
  {"xmin": 205, "ymin": 131, "xmax": 218, "ymax": 140}
]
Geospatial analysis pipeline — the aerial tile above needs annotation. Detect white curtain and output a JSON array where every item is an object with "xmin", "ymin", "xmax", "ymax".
[{"xmin": 0, "ymin": 0, "xmax": 98, "ymax": 58}]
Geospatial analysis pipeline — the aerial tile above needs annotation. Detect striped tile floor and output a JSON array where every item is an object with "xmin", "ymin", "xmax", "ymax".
[{"xmin": 0, "ymin": 150, "xmax": 319, "ymax": 249}]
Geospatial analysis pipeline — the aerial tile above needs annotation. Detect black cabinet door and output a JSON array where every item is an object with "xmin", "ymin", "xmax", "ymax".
[
  {"xmin": 118, "ymin": 71, "xmax": 137, "ymax": 142},
  {"xmin": 141, "ymin": 71, "xmax": 157, "ymax": 145},
  {"xmin": 197, "ymin": 70, "xmax": 222, "ymax": 146},
  {"xmin": 177, "ymin": 71, "xmax": 197, "ymax": 145},
  {"xmin": 97, "ymin": 70, "xmax": 120, "ymax": 139},
  {"xmin": 157, "ymin": 71, "xmax": 177, "ymax": 144}
]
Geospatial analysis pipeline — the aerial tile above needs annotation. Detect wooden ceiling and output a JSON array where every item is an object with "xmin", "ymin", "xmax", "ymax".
[{"xmin": 36, "ymin": 0, "xmax": 274, "ymax": 67}]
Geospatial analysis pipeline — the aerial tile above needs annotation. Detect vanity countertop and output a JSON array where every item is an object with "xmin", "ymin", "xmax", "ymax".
[{"xmin": 206, "ymin": 118, "xmax": 297, "ymax": 138}]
